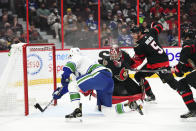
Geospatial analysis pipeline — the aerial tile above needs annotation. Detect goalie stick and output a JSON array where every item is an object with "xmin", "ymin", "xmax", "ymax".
[{"xmin": 34, "ymin": 99, "xmax": 54, "ymax": 112}]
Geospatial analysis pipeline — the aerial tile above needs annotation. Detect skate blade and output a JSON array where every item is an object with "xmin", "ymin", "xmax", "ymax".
[
  {"xmin": 65, "ymin": 117, "xmax": 83, "ymax": 123},
  {"xmin": 180, "ymin": 117, "xmax": 196, "ymax": 122},
  {"xmin": 144, "ymin": 100, "xmax": 157, "ymax": 104}
]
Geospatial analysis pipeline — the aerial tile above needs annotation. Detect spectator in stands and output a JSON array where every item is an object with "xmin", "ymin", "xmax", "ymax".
[
  {"xmin": 108, "ymin": 14, "xmax": 119, "ymax": 37},
  {"xmin": 75, "ymin": 16, "xmax": 90, "ymax": 48},
  {"xmin": 145, "ymin": 0, "xmax": 155, "ymax": 16},
  {"xmin": 29, "ymin": 24, "xmax": 43, "ymax": 42},
  {"xmin": 139, "ymin": 0, "xmax": 147, "ymax": 13},
  {"xmin": 49, "ymin": 1, "xmax": 58, "ymax": 13},
  {"xmin": 129, "ymin": 8, "xmax": 137, "ymax": 24},
  {"xmin": 0, "ymin": 38, "xmax": 8, "ymax": 50},
  {"xmin": 139, "ymin": 8, "xmax": 146, "ymax": 24},
  {"xmin": 102, "ymin": 9, "xmax": 112, "ymax": 25},
  {"xmin": 11, "ymin": 16, "xmax": 23, "ymax": 34},
  {"xmin": 88, "ymin": 0, "xmax": 98, "ymax": 20},
  {"xmin": 180, "ymin": 13, "xmax": 192, "ymax": 30},
  {"xmin": 0, "ymin": 28, "xmax": 9, "ymax": 50},
  {"xmin": 2, "ymin": 28, "xmax": 20, "ymax": 49},
  {"xmin": 47, "ymin": 8, "xmax": 61, "ymax": 39},
  {"xmin": 64, "ymin": 15, "xmax": 78, "ymax": 33},
  {"xmin": 36, "ymin": 3, "xmax": 50, "ymax": 31},
  {"xmin": 86, "ymin": 13, "xmax": 98, "ymax": 32},
  {"xmin": 189, "ymin": 2, "xmax": 196, "ymax": 17},
  {"xmin": 27, "ymin": 0, "xmax": 38, "ymax": 25},
  {"xmin": 63, "ymin": 8, "xmax": 77, "ymax": 25},
  {"xmin": 166, "ymin": 16, "xmax": 178, "ymax": 31},
  {"xmin": 122, "ymin": 2, "xmax": 131, "ymax": 18},
  {"xmin": 82, "ymin": 7, "xmax": 92, "ymax": 21},
  {"xmin": 101, "ymin": 23, "xmax": 112, "ymax": 47},
  {"xmin": 150, "ymin": 1, "xmax": 164, "ymax": 19},
  {"xmin": 19, "ymin": 30, "xmax": 27, "ymax": 43},
  {"xmin": 112, "ymin": 2, "xmax": 121, "ymax": 16},
  {"xmin": 64, "ymin": 13, "xmax": 78, "ymax": 46},
  {"xmin": 116, "ymin": 10, "xmax": 124, "ymax": 22},
  {"xmin": 164, "ymin": 1, "xmax": 177, "ymax": 18},
  {"xmin": 76, "ymin": 16, "xmax": 88, "ymax": 32},
  {"xmin": 166, "ymin": 16, "xmax": 178, "ymax": 45},
  {"xmin": 102, "ymin": 0, "xmax": 114, "ymax": 11},
  {"xmin": 86, "ymin": 13, "xmax": 98, "ymax": 47},
  {"xmin": 74, "ymin": 5, "xmax": 85, "ymax": 19},
  {"xmin": 118, "ymin": 26, "xmax": 133, "ymax": 47},
  {"xmin": 0, "ymin": 14, "xmax": 9, "ymax": 29},
  {"xmin": 140, "ymin": 20, "xmax": 150, "ymax": 34},
  {"xmin": 0, "ymin": 8, "xmax": 13, "ymax": 23}
]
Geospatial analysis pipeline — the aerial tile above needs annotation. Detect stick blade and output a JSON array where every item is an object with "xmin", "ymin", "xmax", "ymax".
[{"xmin": 34, "ymin": 103, "xmax": 44, "ymax": 112}]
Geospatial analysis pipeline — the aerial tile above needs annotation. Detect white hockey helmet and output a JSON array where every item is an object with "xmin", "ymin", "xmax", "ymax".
[{"xmin": 69, "ymin": 47, "xmax": 81, "ymax": 57}]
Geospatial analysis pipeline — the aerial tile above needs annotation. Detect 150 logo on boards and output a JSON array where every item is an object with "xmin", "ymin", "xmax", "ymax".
[{"xmin": 27, "ymin": 54, "xmax": 43, "ymax": 75}]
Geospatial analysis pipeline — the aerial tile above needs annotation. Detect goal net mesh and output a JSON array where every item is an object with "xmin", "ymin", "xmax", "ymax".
[{"xmin": 0, "ymin": 43, "xmax": 56, "ymax": 116}]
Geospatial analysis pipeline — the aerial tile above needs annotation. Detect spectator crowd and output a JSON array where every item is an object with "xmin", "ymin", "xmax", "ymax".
[
  {"xmin": 0, "ymin": 0, "xmax": 196, "ymax": 50},
  {"xmin": 101, "ymin": 0, "xmax": 196, "ymax": 47}
]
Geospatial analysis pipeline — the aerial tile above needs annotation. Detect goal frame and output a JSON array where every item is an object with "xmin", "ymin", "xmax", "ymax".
[{"xmin": 22, "ymin": 43, "xmax": 57, "ymax": 116}]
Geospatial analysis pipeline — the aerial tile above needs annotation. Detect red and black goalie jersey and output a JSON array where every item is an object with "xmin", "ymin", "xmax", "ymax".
[
  {"xmin": 98, "ymin": 50, "xmax": 134, "ymax": 83},
  {"xmin": 133, "ymin": 24, "xmax": 169, "ymax": 69}
]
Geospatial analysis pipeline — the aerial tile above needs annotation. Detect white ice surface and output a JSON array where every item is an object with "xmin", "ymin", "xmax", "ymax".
[{"xmin": 1, "ymin": 78, "xmax": 196, "ymax": 131}]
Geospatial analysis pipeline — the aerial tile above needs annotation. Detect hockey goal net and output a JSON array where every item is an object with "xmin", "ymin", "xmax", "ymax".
[{"xmin": 0, "ymin": 43, "xmax": 57, "ymax": 116}]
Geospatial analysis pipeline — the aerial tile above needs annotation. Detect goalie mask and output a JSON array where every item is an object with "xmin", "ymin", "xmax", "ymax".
[{"xmin": 110, "ymin": 44, "xmax": 122, "ymax": 61}]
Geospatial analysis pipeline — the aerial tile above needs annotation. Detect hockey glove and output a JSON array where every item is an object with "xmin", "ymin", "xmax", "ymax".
[
  {"xmin": 52, "ymin": 85, "xmax": 68, "ymax": 100},
  {"xmin": 174, "ymin": 63, "xmax": 185, "ymax": 77}
]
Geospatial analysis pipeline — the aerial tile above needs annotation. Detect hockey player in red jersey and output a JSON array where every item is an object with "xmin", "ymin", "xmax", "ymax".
[
  {"xmin": 130, "ymin": 21, "xmax": 182, "ymax": 98},
  {"xmin": 98, "ymin": 44, "xmax": 144, "ymax": 115},
  {"xmin": 130, "ymin": 23, "xmax": 171, "ymax": 102},
  {"xmin": 130, "ymin": 21, "xmax": 196, "ymax": 118},
  {"xmin": 98, "ymin": 44, "xmax": 142, "ymax": 97},
  {"xmin": 171, "ymin": 30, "xmax": 196, "ymax": 118}
]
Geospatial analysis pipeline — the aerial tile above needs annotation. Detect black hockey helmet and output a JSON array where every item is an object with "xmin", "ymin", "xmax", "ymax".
[
  {"xmin": 183, "ymin": 30, "xmax": 195, "ymax": 40},
  {"xmin": 130, "ymin": 26, "xmax": 143, "ymax": 34}
]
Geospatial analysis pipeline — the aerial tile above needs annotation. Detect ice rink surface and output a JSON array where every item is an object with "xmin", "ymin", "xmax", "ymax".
[{"xmin": 1, "ymin": 78, "xmax": 196, "ymax": 131}]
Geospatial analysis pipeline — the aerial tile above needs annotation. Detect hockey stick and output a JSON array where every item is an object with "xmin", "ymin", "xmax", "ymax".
[
  {"xmin": 34, "ymin": 81, "xmax": 69, "ymax": 112},
  {"xmin": 187, "ymin": 59, "xmax": 196, "ymax": 70},
  {"xmin": 34, "ymin": 99, "xmax": 54, "ymax": 112},
  {"xmin": 129, "ymin": 68, "xmax": 171, "ymax": 73}
]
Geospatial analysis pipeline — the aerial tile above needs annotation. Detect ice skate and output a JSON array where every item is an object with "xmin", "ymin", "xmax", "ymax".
[
  {"xmin": 144, "ymin": 92, "xmax": 156, "ymax": 103},
  {"xmin": 65, "ymin": 103, "xmax": 82, "ymax": 122},
  {"xmin": 145, "ymin": 94, "xmax": 155, "ymax": 102},
  {"xmin": 180, "ymin": 110, "xmax": 196, "ymax": 118},
  {"xmin": 125, "ymin": 101, "xmax": 144, "ymax": 115}
]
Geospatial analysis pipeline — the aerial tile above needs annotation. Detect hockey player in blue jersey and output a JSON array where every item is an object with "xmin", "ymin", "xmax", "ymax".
[{"xmin": 52, "ymin": 48, "xmax": 114, "ymax": 119}]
